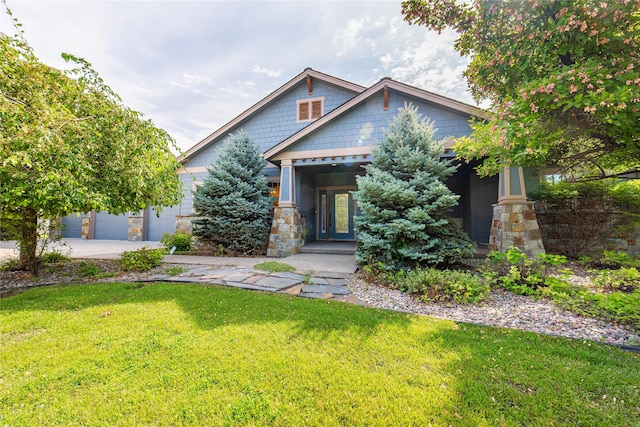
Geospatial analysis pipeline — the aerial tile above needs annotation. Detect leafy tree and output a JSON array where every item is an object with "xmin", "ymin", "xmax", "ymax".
[
  {"xmin": 353, "ymin": 104, "xmax": 475, "ymax": 270},
  {"xmin": 0, "ymin": 9, "xmax": 183, "ymax": 274},
  {"xmin": 191, "ymin": 131, "xmax": 274, "ymax": 255},
  {"xmin": 402, "ymin": 0, "xmax": 640, "ymax": 179}
]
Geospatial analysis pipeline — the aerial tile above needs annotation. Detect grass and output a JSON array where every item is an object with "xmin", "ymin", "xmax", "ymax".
[
  {"xmin": 253, "ymin": 261, "xmax": 296, "ymax": 273},
  {"xmin": 165, "ymin": 266, "xmax": 188, "ymax": 276},
  {"xmin": 1, "ymin": 283, "xmax": 639, "ymax": 426}
]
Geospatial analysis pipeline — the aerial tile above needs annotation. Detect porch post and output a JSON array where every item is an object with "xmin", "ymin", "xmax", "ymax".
[
  {"xmin": 267, "ymin": 160, "xmax": 304, "ymax": 257},
  {"xmin": 278, "ymin": 159, "xmax": 296, "ymax": 207},
  {"xmin": 489, "ymin": 166, "xmax": 545, "ymax": 256}
]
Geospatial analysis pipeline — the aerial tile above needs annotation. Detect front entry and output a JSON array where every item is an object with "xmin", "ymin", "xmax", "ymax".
[{"xmin": 318, "ymin": 190, "xmax": 356, "ymax": 240}]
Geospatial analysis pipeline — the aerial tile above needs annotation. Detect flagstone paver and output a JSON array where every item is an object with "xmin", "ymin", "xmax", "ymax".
[
  {"xmin": 270, "ymin": 272, "xmax": 307, "ymax": 281},
  {"xmin": 253, "ymin": 277, "xmax": 302, "ymax": 291},
  {"xmin": 301, "ymin": 284, "xmax": 351, "ymax": 295},
  {"xmin": 136, "ymin": 264, "xmax": 364, "ymax": 303},
  {"xmin": 223, "ymin": 273, "xmax": 255, "ymax": 283},
  {"xmin": 308, "ymin": 277, "xmax": 329, "ymax": 285}
]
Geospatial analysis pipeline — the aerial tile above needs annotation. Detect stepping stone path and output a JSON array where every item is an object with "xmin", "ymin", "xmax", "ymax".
[{"xmin": 140, "ymin": 265, "xmax": 366, "ymax": 304}]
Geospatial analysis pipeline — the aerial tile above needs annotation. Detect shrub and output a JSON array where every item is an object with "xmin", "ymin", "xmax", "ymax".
[
  {"xmin": 120, "ymin": 247, "xmax": 165, "ymax": 272},
  {"xmin": 0, "ymin": 258, "xmax": 20, "ymax": 271},
  {"xmin": 398, "ymin": 268, "xmax": 489, "ymax": 304},
  {"xmin": 78, "ymin": 261, "xmax": 100, "ymax": 278},
  {"xmin": 160, "ymin": 232, "xmax": 193, "ymax": 252},
  {"xmin": 481, "ymin": 247, "xmax": 568, "ymax": 295},
  {"xmin": 542, "ymin": 282, "xmax": 640, "ymax": 331},
  {"xmin": 40, "ymin": 251, "xmax": 70, "ymax": 264},
  {"xmin": 593, "ymin": 267, "xmax": 640, "ymax": 293},
  {"xmin": 530, "ymin": 180, "xmax": 639, "ymax": 257},
  {"xmin": 589, "ymin": 250, "xmax": 639, "ymax": 269}
]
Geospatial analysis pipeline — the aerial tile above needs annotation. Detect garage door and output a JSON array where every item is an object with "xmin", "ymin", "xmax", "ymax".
[
  {"xmin": 94, "ymin": 212, "xmax": 129, "ymax": 240},
  {"xmin": 61, "ymin": 215, "xmax": 83, "ymax": 238}
]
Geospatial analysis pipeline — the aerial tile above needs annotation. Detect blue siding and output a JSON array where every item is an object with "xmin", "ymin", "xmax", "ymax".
[
  {"xmin": 147, "ymin": 206, "xmax": 179, "ymax": 241},
  {"xmin": 289, "ymin": 90, "xmax": 473, "ymax": 153},
  {"xmin": 61, "ymin": 214, "xmax": 83, "ymax": 238},
  {"xmin": 147, "ymin": 173, "xmax": 206, "ymax": 240},
  {"xmin": 186, "ymin": 80, "xmax": 360, "ymax": 168},
  {"xmin": 94, "ymin": 212, "xmax": 128, "ymax": 240}
]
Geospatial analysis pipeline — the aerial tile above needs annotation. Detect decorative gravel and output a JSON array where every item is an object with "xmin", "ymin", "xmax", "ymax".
[{"xmin": 348, "ymin": 278, "xmax": 640, "ymax": 346}]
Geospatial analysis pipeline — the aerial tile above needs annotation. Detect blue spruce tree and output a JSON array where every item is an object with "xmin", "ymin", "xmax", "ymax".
[
  {"xmin": 353, "ymin": 104, "xmax": 474, "ymax": 270},
  {"xmin": 192, "ymin": 131, "xmax": 274, "ymax": 255}
]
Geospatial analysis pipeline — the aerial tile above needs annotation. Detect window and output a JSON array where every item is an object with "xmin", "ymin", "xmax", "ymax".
[
  {"xmin": 297, "ymin": 97, "xmax": 323, "ymax": 122},
  {"xmin": 268, "ymin": 182, "xmax": 280, "ymax": 207},
  {"xmin": 191, "ymin": 181, "xmax": 203, "ymax": 214},
  {"xmin": 539, "ymin": 169, "xmax": 563, "ymax": 185}
]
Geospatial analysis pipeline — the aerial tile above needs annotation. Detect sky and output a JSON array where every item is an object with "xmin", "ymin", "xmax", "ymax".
[{"xmin": 0, "ymin": 0, "xmax": 475, "ymax": 153}]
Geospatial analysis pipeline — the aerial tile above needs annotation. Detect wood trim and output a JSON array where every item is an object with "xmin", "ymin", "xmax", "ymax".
[
  {"xmin": 383, "ymin": 85, "xmax": 389, "ymax": 111},
  {"xmin": 306, "ymin": 74, "xmax": 313, "ymax": 95},
  {"xmin": 176, "ymin": 166, "xmax": 208, "ymax": 174},
  {"xmin": 272, "ymin": 146, "xmax": 372, "ymax": 161}
]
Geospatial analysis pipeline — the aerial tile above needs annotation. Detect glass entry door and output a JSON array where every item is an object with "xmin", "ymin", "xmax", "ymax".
[{"xmin": 318, "ymin": 190, "xmax": 355, "ymax": 240}]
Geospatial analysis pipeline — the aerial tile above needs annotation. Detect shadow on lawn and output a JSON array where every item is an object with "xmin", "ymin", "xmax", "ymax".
[
  {"xmin": 2, "ymin": 282, "xmax": 639, "ymax": 425},
  {"xmin": 0, "ymin": 281, "xmax": 415, "ymax": 337}
]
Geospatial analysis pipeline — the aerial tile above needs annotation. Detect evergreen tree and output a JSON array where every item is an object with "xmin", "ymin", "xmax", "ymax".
[
  {"xmin": 192, "ymin": 131, "xmax": 274, "ymax": 255},
  {"xmin": 353, "ymin": 104, "xmax": 474, "ymax": 270}
]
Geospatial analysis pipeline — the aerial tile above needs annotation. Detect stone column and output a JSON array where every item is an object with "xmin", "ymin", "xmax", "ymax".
[
  {"xmin": 175, "ymin": 215, "xmax": 197, "ymax": 234},
  {"xmin": 81, "ymin": 211, "xmax": 95, "ymax": 240},
  {"xmin": 267, "ymin": 206, "xmax": 304, "ymax": 257},
  {"xmin": 489, "ymin": 202, "xmax": 545, "ymax": 256},
  {"xmin": 266, "ymin": 161, "xmax": 304, "ymax": 257},
  {"xmin": 488, "ymin": 166, "xmax": 545, "ymax": 256},
  {"xmin": 128, "ymin": 212, "xmax": 144, "ymax": 241}
]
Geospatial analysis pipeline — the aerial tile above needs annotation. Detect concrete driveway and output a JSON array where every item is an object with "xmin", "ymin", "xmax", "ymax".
[{"xmin": 0, "ymin": 239, "xmax": 357, "ymax": 274}]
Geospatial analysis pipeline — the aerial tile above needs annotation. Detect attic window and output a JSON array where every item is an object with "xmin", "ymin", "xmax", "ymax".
[{"xmin": 297, "ymin": 97, "xmax": 323, "ymax": 122}]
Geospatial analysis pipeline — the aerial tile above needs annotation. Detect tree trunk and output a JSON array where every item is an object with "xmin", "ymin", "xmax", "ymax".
[{"xmin": 19, "ymin": 207, "xmax": 39, "ymax": 275}]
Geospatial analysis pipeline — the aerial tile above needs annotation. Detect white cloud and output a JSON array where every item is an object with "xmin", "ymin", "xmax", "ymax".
[
  {"xmin": 2, "ymin": 0, "xmax": 477, "ymax": 154},
  {"xmin": 252, "ymin": 66, "xmax": 283, "ymax": 78},
  {"xmin": 333, "ymin": 14, "xmax": 388, "ymax": 56}
]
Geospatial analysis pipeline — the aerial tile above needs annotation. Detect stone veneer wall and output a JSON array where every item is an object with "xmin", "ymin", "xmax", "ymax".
[
  {"xmin": 603, "ymin": 228, "xmax": 640, "ymax": 255},
  {"xmin": 535, "ymin": 206, "xmax": 640, "ymax": 255},
  {"xmin": 128, "ymin": 215, "xmax": 144, "ymax": 241},
  {"xmin": 81, "ymin": 216, "xmax": 91, "ymax": 239},
  {"xmin": 267, "ymin": 207, "xmax": 304, "ymax": 257},
  {"xmin": 489, "ymin": 201, "xmax": 545, "ymax": 256},
  {"xmin": 175, "ymin": 215, "xmax": 201, "ymax": 235}
]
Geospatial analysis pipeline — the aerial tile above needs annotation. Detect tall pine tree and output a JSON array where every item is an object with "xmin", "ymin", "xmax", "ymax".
[
  {"xmin": 353, "ymin": 104, "xmax": 474, "ymax": 270},
  {"xmin": 192, "ymin": 131, "xmax": 274, "ymax": 255}
]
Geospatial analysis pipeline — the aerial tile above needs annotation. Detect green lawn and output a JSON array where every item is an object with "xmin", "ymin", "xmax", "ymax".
[{"xmin": 1, "ymin": 283, "xmax": 638, "ymax": 426}]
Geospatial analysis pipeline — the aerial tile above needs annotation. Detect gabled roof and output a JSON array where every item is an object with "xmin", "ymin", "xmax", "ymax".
[
  {"xmin": 178, "ymin": 68, "xmax": 365, "ymax": 163},
  {"xmin": 263, "ymin": 77, "xmax": 488, "ymax": 161}
]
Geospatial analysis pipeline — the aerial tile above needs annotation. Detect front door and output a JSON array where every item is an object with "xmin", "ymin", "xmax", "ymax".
[{"xmin": 318, "ymin": 190, "xmax": 355, "ymax": 240}]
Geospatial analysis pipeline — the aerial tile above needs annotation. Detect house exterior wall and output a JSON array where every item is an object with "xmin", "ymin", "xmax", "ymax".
[
  {"xmin": 185, "ymin": 80, "xmax": 359, "ymax": 168},
  {"xmin": 287, "ymin": 90, "xmax": 473, "ymax": 154},
  {"xmin": 60, "ymin": 73, "xmax": 487, "ymax": 244}
]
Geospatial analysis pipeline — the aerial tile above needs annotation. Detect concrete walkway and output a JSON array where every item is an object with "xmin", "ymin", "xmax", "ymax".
[
  {"xmin": 1, "ymin": 239, "xmax": 360, "ymax": 303},
  {"xmin": 0, "ymin": 238, "xmax": 357, "ymax": 274}
]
